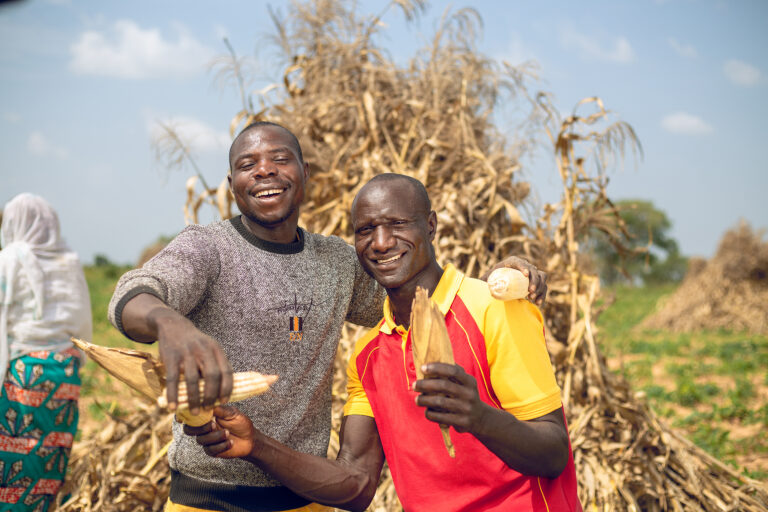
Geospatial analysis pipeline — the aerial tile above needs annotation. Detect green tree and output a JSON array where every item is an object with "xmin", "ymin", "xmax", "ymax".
[
  {"xmin": 92, "ymin": 254, "xmax": 113, "ymax": 267},
  {"xmin": 589, "ymin": 199, "xmax": 687, "ymax": 285}
]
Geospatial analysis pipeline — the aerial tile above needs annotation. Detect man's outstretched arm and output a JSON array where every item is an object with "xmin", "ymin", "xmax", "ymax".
[
  {"xmin": 121, "ymin": 293, "xmax": 234, "ymax": 414},
  {"xmin": 186, "ymin": 408, "xmax": 385, "ymax": 512}
]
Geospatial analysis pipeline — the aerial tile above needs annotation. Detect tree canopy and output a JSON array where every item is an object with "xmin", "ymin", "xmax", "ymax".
[{"xmin": 588, "ymin": 199, "xmax": 687, "ymax": 285}]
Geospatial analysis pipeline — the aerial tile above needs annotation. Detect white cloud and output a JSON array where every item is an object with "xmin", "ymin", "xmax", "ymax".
[
  {"xmin": 668, "ymin": 37, "xmax": 697, "ymax": 59},
  {"xmin": 561, "ymin": 29, "xmax": 635, "ymax": 64},
  {"xmin": 147, "ymin": 116, "xmax": 230, "ymax": 153},
  {"xmin": 26, "ymin": 131, "xmax": 69, "ymax": 159},
  {"xmin": 661, "ymin": 112, "xmax": 714, "ymax": 135},
  {"xmin": 723, "ymin": 59, "xmax": 762, "ymax": 87},
  {"xmin": 69, "ymin": 20, "xmax": 215, "ymax": 79}
]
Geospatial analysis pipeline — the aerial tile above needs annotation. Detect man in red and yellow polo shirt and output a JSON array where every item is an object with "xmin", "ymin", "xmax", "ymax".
[{"xmin": 186, "ymin": 174, "xmax": 581, "ymax": 511}]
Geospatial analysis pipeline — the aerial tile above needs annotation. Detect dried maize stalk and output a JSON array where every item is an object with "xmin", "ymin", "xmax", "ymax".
[
  {"xmin": 157, "ymin": 371, "xmax": 278, "ymax": 426},
  {"xmin": 410, "ymin": 287, "xmax": 455, "ymax": 457},
  {"xmin": 487, "ymin": 267, "xmax": 529, "ymax": 301}
]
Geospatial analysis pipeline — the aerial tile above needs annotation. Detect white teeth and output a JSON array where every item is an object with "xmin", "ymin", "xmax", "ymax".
[
  {"xmin": 377, "ymin": 254, "xmax": 402, "ymax": 264},
  {"xmin": 255, "ymin": 188, "xmax": 283, "ymax": 198}
]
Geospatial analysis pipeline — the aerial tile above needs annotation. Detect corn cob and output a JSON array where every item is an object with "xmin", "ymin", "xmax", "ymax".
[
  {"xmin": 158, "ymin": 371, "xmax": 278, "ymax": 426},
  {"xmin": 410, "ymin": 287, "xmax": 456, "ymax": 458},
  {"xmin": 487, "ymin": 267, "xmax": 529, "ymax": 301}
]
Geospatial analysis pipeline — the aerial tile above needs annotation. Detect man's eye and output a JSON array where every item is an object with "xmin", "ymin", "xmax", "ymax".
[{"xmin": 357, "ymin": 227, "xmax": 373, "ymax": 235}]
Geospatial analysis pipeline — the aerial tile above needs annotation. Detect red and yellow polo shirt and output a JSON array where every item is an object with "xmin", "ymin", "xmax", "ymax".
[{"xmin": 344, "ymin": 264, "xmax": 581, "ymax": 511}]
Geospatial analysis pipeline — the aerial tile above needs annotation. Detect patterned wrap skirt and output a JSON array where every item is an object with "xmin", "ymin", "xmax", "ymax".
[{"xmin": 0, "ymin": 348, "xmax": 81, "ymax": 512}]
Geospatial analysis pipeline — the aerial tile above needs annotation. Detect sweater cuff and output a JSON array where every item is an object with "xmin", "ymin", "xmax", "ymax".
[{"xmin": 114, "ymin": 285, "xmax": 164, "ymax": 340}]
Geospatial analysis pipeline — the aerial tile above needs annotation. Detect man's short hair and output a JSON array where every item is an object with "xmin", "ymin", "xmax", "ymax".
[
  {"xmin": 364, "ymin": 173, "xmax": 432, "ymax": 215},
  {"xmin": 229, "ymin": 121, "xmax": 304, "ymax": 169}
]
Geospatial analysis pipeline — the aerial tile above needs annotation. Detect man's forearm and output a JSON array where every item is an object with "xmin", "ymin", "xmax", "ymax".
[
  {"xmin": 245, "ymin": 434, "xmax": 377, "ymax": 512},
  {"xmin": 472, "ymin": 407, "xmax": 569, "ymax": 479},
  {"xmin": 121, "ymin": 293, "xmax": 180, "ymax": 343}
]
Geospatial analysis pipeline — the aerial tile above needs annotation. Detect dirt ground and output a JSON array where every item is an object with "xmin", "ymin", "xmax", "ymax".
[{"xmin": 605, "ymin": 355, "xmax": 768, "ymax": 476}]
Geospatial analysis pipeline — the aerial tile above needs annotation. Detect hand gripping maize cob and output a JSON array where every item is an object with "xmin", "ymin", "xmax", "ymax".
[
  {"xmin": 157, "ymin": 371, "xmax": 278, "ymax": 426},
  {"xmin": 487, "ymin": 267, "xmax": 529, "ymax": 301}
]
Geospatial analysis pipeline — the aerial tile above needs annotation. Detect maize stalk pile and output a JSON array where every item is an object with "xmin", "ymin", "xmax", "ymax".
[
  {"xmin": 642, "ymin": 221, "xmax": 768, "ymax": 335},
  {"xmin": 65, "ymin": 1, "xmax": 768, "ymax": 510}
]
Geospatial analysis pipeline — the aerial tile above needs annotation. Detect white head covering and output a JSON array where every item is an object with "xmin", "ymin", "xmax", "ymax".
[{"xmin": 0, "ymin": 193, "xmax": 92, "ymax": 380}]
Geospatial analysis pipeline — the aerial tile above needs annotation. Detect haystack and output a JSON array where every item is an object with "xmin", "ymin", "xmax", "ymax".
[
  {"xmin": 643, "ymin": 221, "xmax": 768, "ymax": 334},
  {"xmin": 63, "ymin": 1, "xmax": 768, "ymax": 510}
]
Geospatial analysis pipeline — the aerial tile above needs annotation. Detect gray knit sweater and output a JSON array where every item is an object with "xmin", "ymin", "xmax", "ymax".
[{"xmin": 108, "ymin": 216, "xmax": 384, "ymax": 499}]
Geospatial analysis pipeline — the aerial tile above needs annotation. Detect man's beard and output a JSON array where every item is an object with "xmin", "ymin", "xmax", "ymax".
[{"xmin": 244, "ymin": 206, "xmax": 297, "ymax": 229}]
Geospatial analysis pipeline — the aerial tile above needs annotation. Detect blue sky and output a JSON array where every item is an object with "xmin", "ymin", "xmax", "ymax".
[{"xmin": 1, "ymin": 0, "xmax": 766, "ymax": 265}]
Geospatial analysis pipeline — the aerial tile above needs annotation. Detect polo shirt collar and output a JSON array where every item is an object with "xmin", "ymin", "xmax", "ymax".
[{"xmin": 379, "ymin": 263, "xmax": 465, "ymax": 335}]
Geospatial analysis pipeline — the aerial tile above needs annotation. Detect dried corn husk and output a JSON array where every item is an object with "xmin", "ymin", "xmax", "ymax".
[
  {"xmin": 410, "ymin": 287, "xmax": 455, "ymax": 457},
  {"xmin": 71, "ymin": 337, "xmax": 165, "ymax": 400},
  {"xmin": 73, "ymin": 338, "xmax": 277, "ymax": 426}
]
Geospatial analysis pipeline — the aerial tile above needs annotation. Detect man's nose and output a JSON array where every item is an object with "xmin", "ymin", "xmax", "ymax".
[
  {"xmin": 252, "ymin": 159, "xmax": 277, "ymax": 178},
  {"xmin": 371, "ymin": 225, "xmax": 396, "ymax": 252}
]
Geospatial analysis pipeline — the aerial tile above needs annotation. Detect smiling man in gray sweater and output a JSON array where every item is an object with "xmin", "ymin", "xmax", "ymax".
[{"xmin": 108, "ymin": 121, "xmax": 546, "ymax": 512}]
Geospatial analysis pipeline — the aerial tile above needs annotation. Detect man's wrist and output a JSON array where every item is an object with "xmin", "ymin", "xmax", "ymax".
[
  {"xmin": 148, "ymin": 306, "xmax": 186, "ymax": 335},
  {"xmin": 245, "ymin": 430, "xmax": 267, "ymax": 464},
  {"xmin": 471, "ymin": 401, "xmax": 505, "ymax": 438}
]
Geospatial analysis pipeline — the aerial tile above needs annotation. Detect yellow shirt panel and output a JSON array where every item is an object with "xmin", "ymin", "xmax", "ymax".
[
  {"xmin": 343, "ymin": 324, "xmax": 378, "ymax": 418},
  {"xmin": 457, "ymin": 276, "xmax": 562, "ymax": 421}
]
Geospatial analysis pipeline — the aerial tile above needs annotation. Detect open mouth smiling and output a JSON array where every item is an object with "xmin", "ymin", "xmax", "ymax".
[
  {"xmin": 253, "ymin": 187, "xmax": 286, "ymax": 198},
  {"xmin": 375, "ymin": 253, "xmax": 404, "ymax": 265}
]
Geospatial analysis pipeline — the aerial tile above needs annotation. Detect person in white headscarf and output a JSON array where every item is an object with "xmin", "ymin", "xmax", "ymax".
[{"xmin": 0, "ymin": 193, "xmax": 92, "ymax": 511}]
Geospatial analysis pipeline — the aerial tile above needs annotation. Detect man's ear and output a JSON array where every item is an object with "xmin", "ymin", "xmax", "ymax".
[
  {"xmin": 428, "ymin": 210, "xmax": 437, "ymax": 241},
  {"xmin": 303, "ymin": 161, "xmax": 310, "ymax": 181},
  {"xmin": 227, "ymin": 172, "xmax": 233, "ymax": 190}
]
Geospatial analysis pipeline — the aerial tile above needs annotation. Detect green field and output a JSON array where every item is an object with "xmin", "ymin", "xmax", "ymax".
[
  {"xmin": 596, "ymin": 284, "xmax": 768, "ymax": 479},
  {"xmin": 79, "ymin": 263, "xmax": 156, "ymax": 436},
  {"xmin": 79, "ymin": 266, "xmax": 768, "ymax": 478}
]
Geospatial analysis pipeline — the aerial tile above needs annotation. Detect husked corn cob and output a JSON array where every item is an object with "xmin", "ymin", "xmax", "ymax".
[
  {"xmin": 487, "ymin": 267, "xmax": 529, "ymax": 301},
  {"xmin": 158, "ymin": 371, "xmax": 278, "ymax": 426}
]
